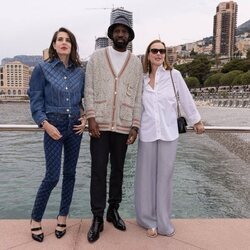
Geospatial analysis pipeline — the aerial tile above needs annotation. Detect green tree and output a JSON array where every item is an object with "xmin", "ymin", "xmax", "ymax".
[
  {"xmin": 190, "ymin": 49, "xmax": 197, "ymax": 58},
  {"xmin": 174, "ymin": 63, "xmax": 189, "ymax": 78},
  {"xmin": 219, "ymin": 70, "xmax": 243, "ymax": 87},
  {"xmin": 204, "ymin": 72, "xmax": 224, "ymax": 88},
  {"xmin": 187, "ymin": 55, "xmax": 211, "ymax": 84},
  {"xmin": 247, "ymin": 50, "xmax": 250, "ymax": 60},
  {"xmin": 221, "ymin": 59, "xmax": 250, "ymax": 73},
  {"xmin": 184, "ymin": 77, "xmax": 200, "ymax": 88},
  {"xmin": 241, "ymin": 71, "xmax": 250, "ymax": 85},
  {"xmin": 232, "ymin": 73, "xmax": 243, "ymax": 86}
]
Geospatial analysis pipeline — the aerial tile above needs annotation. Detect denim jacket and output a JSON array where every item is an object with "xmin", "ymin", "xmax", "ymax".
[{"xmin": 28, "ymin": 59, "xmax": 85, "ymax": 126}]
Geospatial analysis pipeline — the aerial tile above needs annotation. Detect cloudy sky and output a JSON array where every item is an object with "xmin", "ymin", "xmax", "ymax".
[{"xmin": 0, "ymin": 0, "xmax": 249, "ymax": 61}]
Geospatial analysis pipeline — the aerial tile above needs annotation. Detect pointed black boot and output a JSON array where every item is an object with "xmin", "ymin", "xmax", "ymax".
[
  {"xmin": 87, "ymin": 216, "xmax": 104, "ymax": 243},
  {"xmin": 106, "ymin": 206, "xmax": 126, "ymax": 231}
]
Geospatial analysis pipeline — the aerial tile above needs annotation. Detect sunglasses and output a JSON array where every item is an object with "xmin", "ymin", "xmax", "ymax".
[{"xmin": 150, "ymin": 48, "xmax": 166, "ymax": 54}]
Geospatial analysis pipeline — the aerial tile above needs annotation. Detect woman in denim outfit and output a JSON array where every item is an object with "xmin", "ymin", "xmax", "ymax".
[{"xmin": 28, "ymin": 27, "xmax": 85, "ymax": 242}]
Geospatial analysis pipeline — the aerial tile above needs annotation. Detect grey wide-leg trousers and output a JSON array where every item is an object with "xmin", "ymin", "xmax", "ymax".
[{"xmin": 135, "ymin": 139, "xmax": 178, "ymax": 235}]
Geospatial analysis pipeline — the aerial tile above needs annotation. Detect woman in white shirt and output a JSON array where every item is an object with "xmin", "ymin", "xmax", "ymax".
[{"xmin": 135, "ymin": 40, "xmax": 204, "ymax": 238}]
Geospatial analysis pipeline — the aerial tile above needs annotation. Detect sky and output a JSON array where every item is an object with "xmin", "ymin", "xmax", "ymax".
[{"xmin": 0, "ymin": 0, "xmax": 249, "ymax": 61}]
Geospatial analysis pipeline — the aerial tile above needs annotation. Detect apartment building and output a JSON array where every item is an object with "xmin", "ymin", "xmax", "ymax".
[
  {"xmin": 236, "ymin": 33, "xmax": 250, "ymax": 58},
  {"xmin": 213, "ymin": 1, "xmax": 238, "ymax": 58},
  {"xmin": 0, "ymin": 66, "xmax": 4, "ymax": 98},
  {"xmin": 166, "ymin": 47, "xmax": 178, "ymax": 65},
  {"xmin": 1, "ymin": 61, "xmax": 30, "ymax": 99},
  {"xmin": 95, "ymin": 37, "xmax": 109, "ymax": 50},
  {"xmin": 43, "ymin": 48, "xmax": 49, "ymax": 61}
]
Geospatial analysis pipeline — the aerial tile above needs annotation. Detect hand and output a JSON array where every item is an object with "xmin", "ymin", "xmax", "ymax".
[
  {"xmin": 88, "ymin": 117, "xmax": 100, "ymax": 138},
  {"xmin": 73, "ymin": 116, "xmax": 87, "ymax": 135},
  {"xmin": 127, "ymin": 127, "xmax": 138, "ymax": 144},
  {"xmin": 193, "ymin": 121, "xmax": 205, "ymax": 134},
  {"xmin": 43, "ymin": 121, "xmax": 62, "ymax": 140}
]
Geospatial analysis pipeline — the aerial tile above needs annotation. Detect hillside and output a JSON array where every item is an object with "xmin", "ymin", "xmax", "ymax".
[
  {"xmin": 1, "ymin": 55, "xmax": 43, "ymax": 67},
  {"xmin": 237, "ymin": 19, "xmax": 250, "ymax": 35}
]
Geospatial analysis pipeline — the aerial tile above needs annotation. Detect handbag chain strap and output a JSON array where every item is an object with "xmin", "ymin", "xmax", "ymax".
[{"xmin": 170, "ymin": 70, "xmax": 181, "ymax": 118}]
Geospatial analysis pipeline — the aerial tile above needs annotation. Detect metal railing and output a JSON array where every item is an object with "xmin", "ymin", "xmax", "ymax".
[{"xmin": 0, "ymin": 124, "xmax": 250, "ymax": 133}]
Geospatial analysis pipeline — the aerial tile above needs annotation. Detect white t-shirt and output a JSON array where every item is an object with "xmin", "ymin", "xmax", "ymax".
[{"xmin": 108, "ymin": 46, "xmax": 128, "ymax": 75}]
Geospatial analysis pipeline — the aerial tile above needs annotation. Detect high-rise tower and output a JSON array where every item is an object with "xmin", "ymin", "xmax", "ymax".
[
  {"xmin": 110, "ymin": 7, "xmax": 133, "ymax": 52},
  {"xmin": 213, "ymin": 1, "xmax": 238, "ymax": 58},
  {"xmin": 95, "ymin": 37, "xmax": 109, "ymax": 50}
]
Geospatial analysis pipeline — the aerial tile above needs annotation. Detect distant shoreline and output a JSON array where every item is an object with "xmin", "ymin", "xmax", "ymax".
[{"xmin": 0, "ymin": 100, "xmax": 29, "ymax": 103}]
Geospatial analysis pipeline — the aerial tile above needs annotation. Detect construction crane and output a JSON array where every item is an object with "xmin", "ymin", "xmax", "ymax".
[
  {"xmin": 85, "ymin": 6, "xmax": 125, "ymax": 11},
  {"xmin": 86, "ymin": 7, "xmax": 114, "ymax": 10}
]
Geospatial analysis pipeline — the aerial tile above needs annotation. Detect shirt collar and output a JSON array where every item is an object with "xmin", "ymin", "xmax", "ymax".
[
  {"xmin": 49, "ymin": 58, "xmax": 75, "ymax": 69},
  {"xmin": 143, "ymin": 65, "xmax": 166, "ymax": 80}
]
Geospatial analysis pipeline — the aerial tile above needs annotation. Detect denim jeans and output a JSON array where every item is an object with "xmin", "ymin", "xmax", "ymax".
[{"xmin": 31, "ymin": 113, "xmax": 82, "ymax": 221}]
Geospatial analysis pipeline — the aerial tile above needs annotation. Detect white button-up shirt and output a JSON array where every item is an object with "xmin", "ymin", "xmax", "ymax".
[{"xmin": 139, "ymin": 67, "xmax": 201, "ymax": 142}]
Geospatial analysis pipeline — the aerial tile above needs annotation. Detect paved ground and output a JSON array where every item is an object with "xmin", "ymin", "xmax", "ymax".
[{"xmin": 1, "ymin": 219, "xmax": 250, "ymax": 250}]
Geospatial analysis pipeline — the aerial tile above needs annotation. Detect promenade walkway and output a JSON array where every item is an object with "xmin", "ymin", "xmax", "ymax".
[{"xmin": 1, "ymin": 218, "xmax": 250, "ymax": 249}]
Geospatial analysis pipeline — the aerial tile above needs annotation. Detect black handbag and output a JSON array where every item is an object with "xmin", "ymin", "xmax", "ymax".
[
  {"xmin": 177, "ymin": 116, "xmax": 187, "ymax": 133},
  {"xmin": 170, "ymin": 70, "xmax": 187, "ymax": 133}
]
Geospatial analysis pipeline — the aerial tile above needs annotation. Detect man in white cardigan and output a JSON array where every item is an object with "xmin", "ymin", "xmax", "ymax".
[{"xmin": 84, "ymin": 15, "xmax": 143, "ymax": 243}]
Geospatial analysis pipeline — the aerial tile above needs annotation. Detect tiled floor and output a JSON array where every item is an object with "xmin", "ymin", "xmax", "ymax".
[{"xmin": 1, "ymin": 219, "xmax": 250, "ymax": 250}]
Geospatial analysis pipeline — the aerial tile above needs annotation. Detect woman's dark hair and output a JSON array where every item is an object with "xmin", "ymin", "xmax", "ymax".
[
  {"xmin": 48, "ymin": 27, "xmax": 81, "ymax": 67},
  {"xmin": 143, "ymin": 39, "xmax": 172, "ymax": 73}
]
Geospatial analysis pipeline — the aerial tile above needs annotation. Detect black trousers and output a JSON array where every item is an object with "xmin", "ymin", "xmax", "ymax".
[{"xmin": 90, "ymin": 131, "xmax": 128, "ymax": 217}]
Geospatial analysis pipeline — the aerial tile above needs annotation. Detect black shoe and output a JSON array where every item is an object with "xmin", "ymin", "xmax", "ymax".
[
  {"xmin": 106, "ymin": 207, "xmax": 126, "ymax": 231},
  {"xmin": 55, "ymin": 223, "xmax": 66, "ymax": 239},
  {"xmin": 30, "ymin": 219, "xmax": 44, "ymax": 242},
  {"xmin": 87, "ymin": 216, "xmax": 104, "ymax": 243},
  {"xmin": 31, "ymin": 227, "xmax": 44, "ymax": 242}
]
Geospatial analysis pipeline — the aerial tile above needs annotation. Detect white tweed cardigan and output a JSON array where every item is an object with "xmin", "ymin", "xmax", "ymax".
[{"xmin": 84, "ymin": 47, "xmax": 143, "ymax": 134}]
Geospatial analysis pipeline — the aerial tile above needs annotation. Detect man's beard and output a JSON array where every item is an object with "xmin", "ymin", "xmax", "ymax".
[{"xmin": 113, "ymin": 39, "xmax": 129, "ymax": 50}]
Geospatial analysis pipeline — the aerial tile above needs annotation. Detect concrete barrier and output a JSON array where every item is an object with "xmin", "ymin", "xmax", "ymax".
[{"xmin": 194, "ymin": 98, "xmax": 250, "ymax": 108}]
